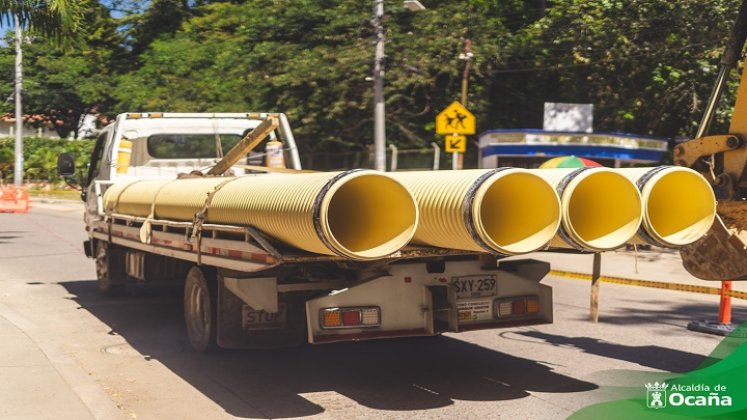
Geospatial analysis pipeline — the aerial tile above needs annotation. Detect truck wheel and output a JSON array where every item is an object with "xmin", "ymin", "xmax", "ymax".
[
  {"xmin": 95, "ymin": 241, "xmax": 126, "ymax": 296},
  {"xmin": 184, "ymin": 267, "xmax": 218, "ymax": 353}
]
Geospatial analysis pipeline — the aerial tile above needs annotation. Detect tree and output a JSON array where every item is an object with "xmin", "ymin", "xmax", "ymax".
[
  {"xmin": 0, "ymin": 0, "xmax": 124, "ymax": 138},
  {"xmin": 0, "ymin": 0, "xmax": 81, "ymax": 38},
  {"xmin": 113, "ymin": 1, "xmax": 526, "ymax": 152},
  {"xmin": 493, "ymin": 0, "xmax": 741, "ymax": 138},
  {"xmin": 124, "ymin": 0, "xmax": 193, "ymax": 56},
  {"xmin": 0, "ymin": 0, "xmax": 81, "ymax": 183},
  {"xmin": 6, "ymin": 0, "xmax": 746, "ymax": 158}
]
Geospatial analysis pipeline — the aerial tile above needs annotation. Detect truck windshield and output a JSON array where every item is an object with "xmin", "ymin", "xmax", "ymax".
[{"xmin": 147, "ymin": 134, "xmax": 243, "ymax": 159}]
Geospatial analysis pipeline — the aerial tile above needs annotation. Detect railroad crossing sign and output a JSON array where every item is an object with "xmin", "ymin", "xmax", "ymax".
[
  {"xmin": 444, "ymin": 135, "xmax": 466, "ymax": 153},
  {"xmin": 436, "ymin": 101, "xmax": 475, "ymax": 135}
]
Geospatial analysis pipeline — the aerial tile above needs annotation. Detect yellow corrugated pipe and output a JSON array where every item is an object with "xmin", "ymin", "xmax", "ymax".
[
  {"xmin": 390, "ymin": 169, "xmax": 561, "ymax": 254},
  {"xmin": 535, "ymin": 168, "xmax": 643, "ymax": 251},
  {"xmin": 615, "ymin": 166, "xmax": 716, "ymax": 247},
  {"xmin": 103, "ymin": 170, "xmax": 419, "ymax": 261},
  {"xmin": 115, "ymin": 139, "xmax": 133, "ymax": 174}
]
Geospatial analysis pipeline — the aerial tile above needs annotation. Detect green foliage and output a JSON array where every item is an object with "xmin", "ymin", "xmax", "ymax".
[
  {"xmin": 125, "ymin": 0, "xmax": 193, "ymax": 55},
  {"xmin": 502, "ymin": 0, "xmax": 741, "ymax": 136},
  {"xmin": 112, "ymin": 0, "xmax": 742, "ymax": 151},
  {"xmin": 2, "ymin": 0, "xmax": 746, "ymax": 161},
  {"xmin": 113, "ymin": 0, "xmax": 528, "ymax": 151},
  {"xmin": 0, "ymin": 137, "xmax": 94, "ymax": 182}
]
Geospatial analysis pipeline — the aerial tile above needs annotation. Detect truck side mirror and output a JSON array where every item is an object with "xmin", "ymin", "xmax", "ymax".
[{"xmin": 57, "ymin": 153, "xmax": 76, "ymax": 177}]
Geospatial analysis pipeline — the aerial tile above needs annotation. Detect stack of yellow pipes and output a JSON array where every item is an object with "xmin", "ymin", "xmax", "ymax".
[{"xmin": 103, "ymin": 166, "xmax": 716, "ymax": 261}]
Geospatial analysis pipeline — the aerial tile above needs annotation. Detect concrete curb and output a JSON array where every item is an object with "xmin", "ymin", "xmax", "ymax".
[
  {"xmin": 0, "ymin": 302, "xmax": 126, "ymax": 420},
  {"xmin": 29, "ymin": 197, "xmax": 82, "ymax": 204}
]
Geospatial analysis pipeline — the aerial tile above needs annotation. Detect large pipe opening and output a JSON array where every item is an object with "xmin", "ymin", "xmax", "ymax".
[
  {"xmin": 322, "ymin": 173, "xmax": 418, "ymax": 260},
  {"xmin": 474, "ymin": 172, "xmax": 560, "ymax": 254},
  {"xmin": 644, "ymin": 169, "xmax": 716, "ymax": 247},
  {"xmin": 564, "ymin": 171, "xmax": 642, "ymax": 251}
]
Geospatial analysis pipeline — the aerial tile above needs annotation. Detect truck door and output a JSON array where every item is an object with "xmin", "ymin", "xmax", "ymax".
[{"xmin": 84, "ymin": 128, "xmax": 112, "ymax": 221}]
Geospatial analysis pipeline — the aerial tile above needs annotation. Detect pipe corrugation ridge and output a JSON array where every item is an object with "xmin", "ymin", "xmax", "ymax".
[
  {"xmin": 533, "ymin": 168, "xmax": 643, "ymax": 251},
  {"xmin": 391, "ymin": 169, "xmax": 561, "ymax": 254},
  {"xmin": 614, "ymin": 166, "xmax": 716, "ymax": 247},
  {"xmin": 103, "ymin": 171, "xmax": 418, "ymax": 260}
]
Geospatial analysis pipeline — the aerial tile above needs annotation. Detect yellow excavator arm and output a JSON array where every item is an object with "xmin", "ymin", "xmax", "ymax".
[{"xmin": 677, "ymin": 0, "xmax": 747, "ymax": 280}]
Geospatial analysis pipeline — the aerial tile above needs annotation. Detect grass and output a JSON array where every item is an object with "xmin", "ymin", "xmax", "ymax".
[{"xmin": 27, "ymin": 189, "xmax": 82, "ymax": 200}]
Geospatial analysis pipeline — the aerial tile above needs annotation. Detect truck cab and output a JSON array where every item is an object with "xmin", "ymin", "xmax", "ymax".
[{"xmin": 80, "ymin": 112, "xmax": 301, "ymax": 223}]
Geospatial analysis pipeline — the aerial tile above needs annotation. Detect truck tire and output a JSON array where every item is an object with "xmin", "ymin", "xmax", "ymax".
[
  {"xmin": 184, "ymin": 266, "xmax": 218, "ymax": 353},
  {"xmin": 95, "ymin": 241, "xmax": 126, "ymax": 296}
]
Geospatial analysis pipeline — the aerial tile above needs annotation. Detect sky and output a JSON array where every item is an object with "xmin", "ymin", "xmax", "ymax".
[{"xmin": 0, "ymin": 0, "xmax": 148, "ymax": 46}]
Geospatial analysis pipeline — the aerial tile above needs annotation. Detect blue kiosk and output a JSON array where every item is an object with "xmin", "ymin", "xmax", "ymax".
[{"xmin": 477, "ymin": 129, "xmax": 669, "ymax": 168}]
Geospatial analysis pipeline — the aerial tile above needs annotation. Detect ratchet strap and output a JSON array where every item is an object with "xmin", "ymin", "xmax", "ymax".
[
  {"xmin": 190, "ymin": 177, "xmax": 242, "ymax": 265},
  {"xmin": 139, "ymin": 179, "xmax": 182, "ymax": 245},
  {"xmin": 105, "ymin": 180, "xmax": 143, "ymax": 244}
]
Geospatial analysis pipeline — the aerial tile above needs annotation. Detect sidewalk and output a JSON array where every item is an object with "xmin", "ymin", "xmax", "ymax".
[
  {"xmin": 0, "ymin": 304, "xmax": 124, "ymax": 420},
  {"xmin": 524, "ymin": 248, "xmax": 747, "ymax": 293},
  {"xmin": 29, "ymin": 196, "xmax": 83, "ymax": 212}
]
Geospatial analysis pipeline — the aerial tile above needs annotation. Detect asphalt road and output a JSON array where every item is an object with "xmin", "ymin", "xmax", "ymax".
[{"xmin": 1, "ymin": 201, "xmax": 745, "ymax": 419}]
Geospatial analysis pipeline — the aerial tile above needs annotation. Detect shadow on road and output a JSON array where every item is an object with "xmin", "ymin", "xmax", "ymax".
[
  {"xmin": 61, "ymin": 279, "xmax": 597, "ymax": 418},
  {"xmin": 0, "ymin": 230, "xmax": 26, "ymax": 244},
  {"xmin": 587, "ymin": 301, "xmax": 747, "ymax": 328},
  {"xmin": 511, "ymin": 330, "xmax": 705, "ymax": 372}
]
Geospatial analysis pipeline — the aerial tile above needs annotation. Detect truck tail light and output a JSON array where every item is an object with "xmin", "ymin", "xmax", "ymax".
[
  {"xmin": 322, "ymin": 310, "xmax": 342, "ymax": 328},
  {"xmin": 360, "ymin": 308, "xmax": 380, "ymax": 325},
  {"xmin": 494, "ymin": 296, "xmax": 540, "ymax": 318},
  {"xmin": 526, "ymin": 298, "xmax": 540, "ymax": 314},
  {"xmin": 320, "ymin": 307, "xmax": 380, "ymax": 329},
  {"xmin": 342, "ymin": 310, "xmax": 361, "ymax": 326},
  {"xmin": 497, "ymin": 301, "xmax": 512, "ymax": 317}
]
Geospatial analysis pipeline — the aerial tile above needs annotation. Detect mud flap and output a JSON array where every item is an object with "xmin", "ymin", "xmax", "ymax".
[{"xmin": 216, "ymin": 276, "xmax": 307, "ymax": 349}]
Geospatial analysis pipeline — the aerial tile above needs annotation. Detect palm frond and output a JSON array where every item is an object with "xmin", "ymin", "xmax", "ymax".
[{"xmin": 0, "ymin": 0, "xmax": 82, "ymax": 40}]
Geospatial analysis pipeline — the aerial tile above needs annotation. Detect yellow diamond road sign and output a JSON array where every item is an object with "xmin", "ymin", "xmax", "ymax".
[
  {"xmin": 444, "ymin": 135, "xmax": 466, "ymax": 153},
  {"xmin": 436, "ymin": 101, "xmax": 475, "ymax": 135}
]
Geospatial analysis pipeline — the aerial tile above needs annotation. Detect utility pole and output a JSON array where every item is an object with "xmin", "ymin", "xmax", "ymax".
[
  {"xmin": 371, "ymin": 1, "xmax": 425, "ymax": 171},
  {"xmin": 460, "ymin": 39, "xmax": 472, "ymax": 106},
  {"xmin": 372, "ymin": 0, "xmax": 386, "ymax": 172},
  {"xmin": 455, "ymin": 38, "xmax": 473, "ymax": 170},
  {"xmin": 14, "ymin": 15, "xmax": 23, "ymax": 186}
]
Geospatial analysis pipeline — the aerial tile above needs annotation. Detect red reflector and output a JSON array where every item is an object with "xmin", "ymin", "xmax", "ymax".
[
  {"xmin": 342, "ymin": 310, "xmax": 362, "ymax": 326},
  {"xmin": 404, "ymin": 276, "xmax": 412, "ymax": 283},
  {"xmin": 512, "ymin": 300, "xmax": 527, "ymax": 315}
]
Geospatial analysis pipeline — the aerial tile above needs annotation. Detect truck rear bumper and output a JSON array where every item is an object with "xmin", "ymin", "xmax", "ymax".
[{"xmin": 306, "ymin": 258, "xmax": 553, "ymax": 344}]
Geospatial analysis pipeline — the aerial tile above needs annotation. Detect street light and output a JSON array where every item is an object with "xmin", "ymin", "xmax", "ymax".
[
  {"xmin": 372, "ymin": 0, "xmax": 426, "ymax": 172},
  {"xmin": 403, "ymin": 0, "xmax": 426, "ymax": 12}
]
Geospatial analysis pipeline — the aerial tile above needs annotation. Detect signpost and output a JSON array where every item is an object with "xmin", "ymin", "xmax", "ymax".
[
  {"xmin": 444, "ymin": 135, "xmax": 466, "ymax": 153},
  {"xmin": 436, "ymin": 101, "xmax": 475, "ymax": 135},
  {"xmin": 436, "ymin": 101, "xmax": 475, "ymax": 169}
]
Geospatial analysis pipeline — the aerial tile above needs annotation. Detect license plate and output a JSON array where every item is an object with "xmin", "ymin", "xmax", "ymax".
[
  {"xmin": 242, "ymin": 303, "xmax": 287, "ymax": 331},
  {"xmin": 451, "ymin": 275, "xmax": 497, "ymax": 299}
]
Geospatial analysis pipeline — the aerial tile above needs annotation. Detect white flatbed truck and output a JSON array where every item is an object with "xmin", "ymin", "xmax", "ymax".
[{"xmin": 59, "ymin": 112, "xmax": 554, "ymax": 351}]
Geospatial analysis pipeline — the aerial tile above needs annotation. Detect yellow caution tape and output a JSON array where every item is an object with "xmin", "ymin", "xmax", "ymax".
[{"xmin": 549, "ymin": 269, "xmax": 747, "ymax": 301}]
